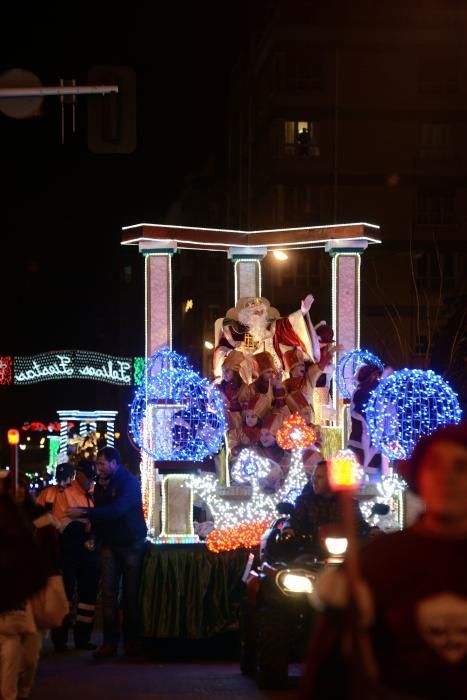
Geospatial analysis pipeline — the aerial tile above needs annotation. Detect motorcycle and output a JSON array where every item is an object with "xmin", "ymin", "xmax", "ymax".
[{"xmin": 239, "ymin": 501, "xmax": 388, "ymax": 689}]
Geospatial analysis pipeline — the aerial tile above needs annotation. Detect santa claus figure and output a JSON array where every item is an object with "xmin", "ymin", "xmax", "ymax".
[{"xmin": 213, "ymin": 293, "xmax": 321, "ymax": 379}]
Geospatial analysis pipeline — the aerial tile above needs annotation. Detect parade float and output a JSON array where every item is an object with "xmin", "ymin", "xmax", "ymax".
[
  {"xmin": 117, "ymin": 221, "xmax": 457, "ymax": 639},
  {"xmin": 121, "ymin": 222, "xmax": 427, "ymax": 547}
]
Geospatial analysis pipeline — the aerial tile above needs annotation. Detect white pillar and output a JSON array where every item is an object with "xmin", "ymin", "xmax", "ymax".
[
  {"xmin": 139, "ymin": 241, "xmax": 177, "ymax": 357},
  {"xmin": 326, "ymin": 239, "xmax": 368, "ymax": 414},
  {"xmin": 227, "ymin": 247, "xmax": 266, "ymax": 302}
]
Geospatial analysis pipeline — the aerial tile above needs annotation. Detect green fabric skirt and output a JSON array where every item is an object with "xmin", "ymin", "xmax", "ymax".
[{"xmin": 140, "ymin": 543, "xmax": 251, "ymax": 639}]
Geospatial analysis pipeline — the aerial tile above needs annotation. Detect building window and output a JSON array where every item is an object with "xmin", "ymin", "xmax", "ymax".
[
  {"xmin": 284, "ymin": 120, "xmax": 320, "ymax": 157},
  {"xmin": 416, "ymin": 191, "xmax": 455, "ymax": 226},
  {"xmin": 419, "ymin": 124, "xmax": 453, "ymax": 159},
  {"xmin": 415, "ymin": 251, "xmax": 456, "ymax": 292}
]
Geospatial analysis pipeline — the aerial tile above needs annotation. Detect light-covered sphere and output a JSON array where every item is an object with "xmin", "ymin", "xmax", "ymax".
[
  {"xmin": 129, "ymin": 347, "xmax": 226, "ymax": 461},
  {"xmin": 366, "ymin": 368, "xmax": 462, "ymax": 460},
  {"xmin": 335, "ymin": 349, "xmax": 384, "ymax": 399}
]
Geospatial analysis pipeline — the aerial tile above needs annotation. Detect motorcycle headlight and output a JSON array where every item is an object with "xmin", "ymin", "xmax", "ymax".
[{"xmin": 276, "ymin": 569, "xmax": 314, "ymax": 595}]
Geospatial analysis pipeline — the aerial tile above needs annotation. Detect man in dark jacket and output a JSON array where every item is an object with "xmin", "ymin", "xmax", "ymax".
[
  {"xmin": 290, "ymin": 459, "xmax": 369, "ymax": 558},
  {"xmin": 67, "ymin": 447, "xmax": 147, "ymax": 659}
]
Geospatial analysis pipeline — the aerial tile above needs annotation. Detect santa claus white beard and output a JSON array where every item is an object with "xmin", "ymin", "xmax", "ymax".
[{"xmin": 238, "ymin": 306, "xmax": 270, "ymax": 341}]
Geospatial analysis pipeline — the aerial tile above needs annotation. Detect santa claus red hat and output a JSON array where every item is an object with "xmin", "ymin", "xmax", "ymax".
[
  {"xmin": 260, "ymin": 412, "xmax": 284, "ymax": 435},
  {"xmin": 253, "ymin": 351, "xmax": 276, "ymax": 376},
  {"xmin": 283, "ymin": 348, "xmax": 305, "ymax": 373}
]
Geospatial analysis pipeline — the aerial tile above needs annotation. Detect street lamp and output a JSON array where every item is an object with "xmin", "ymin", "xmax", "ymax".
[
  {"xmin": 7, "ymin": 428, "xmax": 20, "ymax": 499},
  {"xmin": 272, "ymin": 250, "xmax": 288, "ymax": 261}
]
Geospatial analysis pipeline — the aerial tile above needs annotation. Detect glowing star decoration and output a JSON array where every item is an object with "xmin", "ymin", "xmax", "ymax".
[
  {"xmin": 335, "ymin": 349, "xmax": 384, "ymax": 399},
  {"xmin": 328, "ymin": 449, "xmax": 362, "ymax": 491},
  {"xmin": 192, "ymin": 449, "xmax": 308, "ymax": 530},
  {"xmin": 129, "ymin": 347, "xmax": 226, "ymax": 462},
  {"xmin": 365, "ymin": 368, "xmax": 462, "ymax": 460},
  {"xmin": 276, "ymin": 413, "xmax": 316, "ymax": 450},
  {"xmin": 206, "ymin": 519, "xmax": 271, "ymax": 553}
]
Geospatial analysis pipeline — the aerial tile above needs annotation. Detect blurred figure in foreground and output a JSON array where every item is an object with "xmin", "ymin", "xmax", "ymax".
[
  {"xmin": 0, "ymin": 471, "xmax": 58, "ymax": 700},
  {"xmin": 300, "ymin": 422, "xmax": 467, "ymax": 700}
]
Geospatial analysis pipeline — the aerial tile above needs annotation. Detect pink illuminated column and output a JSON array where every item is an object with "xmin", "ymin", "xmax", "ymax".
[
  {"xmin": 139, "ymin": 242, "xmax": 176, "ymax": 357},
  {"xmin": 326, "ymin": 239, "xmax": 368, "ymax": 405}
]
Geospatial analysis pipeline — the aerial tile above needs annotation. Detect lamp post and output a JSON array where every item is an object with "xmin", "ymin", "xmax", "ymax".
[{"xmin": 7, "ymin": 428, "xmax": 20, "ymax": 499}]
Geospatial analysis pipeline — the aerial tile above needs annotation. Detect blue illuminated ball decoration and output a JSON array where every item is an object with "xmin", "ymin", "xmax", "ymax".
[
  {"xmin": 129, "ymin": 347, "xmax": 226, "ymax": 462},
  {"xmin": 335, "ymin": 349, "xmax": 384, "ymax": 399},
  {"xmin": 365, "ymin": 368, "xmax": 462, "ymax": 460}
]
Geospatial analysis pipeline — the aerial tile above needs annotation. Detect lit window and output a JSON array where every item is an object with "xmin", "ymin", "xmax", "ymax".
[{"xmin": 284, "ymin": 120, "xmax": 319, "ymax": 157}]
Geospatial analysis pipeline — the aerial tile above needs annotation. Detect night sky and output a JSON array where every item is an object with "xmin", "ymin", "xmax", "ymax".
[{"xmin": 0, "ymin": 1, "xmax": 256, "ymax": 449}]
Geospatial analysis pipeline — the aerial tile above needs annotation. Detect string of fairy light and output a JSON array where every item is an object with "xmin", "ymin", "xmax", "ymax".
[
  {"xmin": 366, "ymin": 368, "xmax": 462, "ymax": 460},
  {"xmin": 130, "ymin": 347, "xmax": 226, "ymax": 462}
]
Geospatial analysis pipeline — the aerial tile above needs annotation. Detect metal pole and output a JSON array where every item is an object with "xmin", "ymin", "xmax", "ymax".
[{"xmin": 0, "ymin": 85, "xmax": 119, "ymax": 98}]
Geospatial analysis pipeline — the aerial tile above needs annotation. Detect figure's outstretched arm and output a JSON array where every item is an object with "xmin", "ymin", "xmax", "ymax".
[{"xmin": 301, "ymin": 293, "xmax": 321, "ymax": 362}]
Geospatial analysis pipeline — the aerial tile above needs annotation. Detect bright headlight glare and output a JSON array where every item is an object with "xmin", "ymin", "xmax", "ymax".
[
  {"xmin": 279, "ymin": 573, "xmax": 313, "ymax": 594},
  {"xmin": 325, "ymin": 537, "xmax": 348, "ymax": 555}
]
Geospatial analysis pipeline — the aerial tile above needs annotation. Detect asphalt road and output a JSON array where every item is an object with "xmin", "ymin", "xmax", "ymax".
[{"xmin": 30, "ymin": 633, "xmax": 303, "ymax": 700}]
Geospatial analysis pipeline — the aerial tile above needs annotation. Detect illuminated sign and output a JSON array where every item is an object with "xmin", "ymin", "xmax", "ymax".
[
  {"xmin": 14, "ymin": 351, "xmax": 133, "ymax": 386},
  {"xmin": 0, "ymin": 356, "xmax": 13, "ymax": 385}
]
